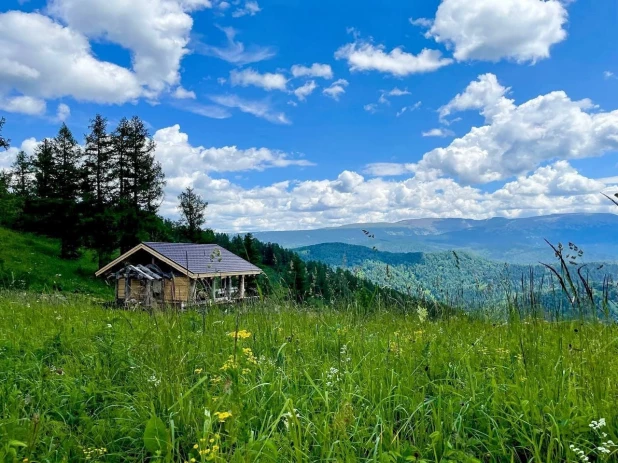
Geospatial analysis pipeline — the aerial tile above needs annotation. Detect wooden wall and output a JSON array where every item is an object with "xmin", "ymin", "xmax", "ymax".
[
  {"xmin": 117, "ymin": 276, "xmax": 191, "ymax": 303},
  {"xmin": 163, "ymin": 276, "xmax": 190, "ymax": 302}
]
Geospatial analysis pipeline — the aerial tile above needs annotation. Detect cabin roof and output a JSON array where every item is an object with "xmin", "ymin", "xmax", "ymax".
[
  {"xmin": 144, "ymin": 242, "xmax": 261, "ymax": 276},
  {"xmin": 95, "ymin": 242, "xmax": 262, "ymax": 278}
]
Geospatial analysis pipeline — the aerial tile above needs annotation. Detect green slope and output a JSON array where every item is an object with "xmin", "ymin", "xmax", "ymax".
[
  {"xmin": 296, "ymin": 242, "xmax": 618, "ymax": 306},
  {"xmin": 0, "ymin": 227, "xmax": 111, "ymax": 297}
]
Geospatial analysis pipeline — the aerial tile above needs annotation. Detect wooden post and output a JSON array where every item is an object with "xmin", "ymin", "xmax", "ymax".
[
  {"xmin": 240, "ymin": 275, "xmax": 245, "ymax": 299},
  {"xmin": 125, "ymin": 268, "xmax": 130, "ymax": 302},
  {"xmin": 189, "ymin": 279, "xmax": 196, "ymax": 304},
  {"xmin": 211, "ymin": 277, "xmax": 216, "ymax": 301},
  {"xmin": 225, "ymin": 276, "xmax": 231, "ymax": 299},
  {"xmin": 145, "ymin": 279, "xmax": 152, "ymax": 307}
]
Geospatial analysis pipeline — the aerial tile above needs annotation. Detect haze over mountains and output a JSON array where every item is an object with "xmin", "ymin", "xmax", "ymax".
[{"xmin": 254, "ymin": 213, "xmax": 618, "ymax": 264}]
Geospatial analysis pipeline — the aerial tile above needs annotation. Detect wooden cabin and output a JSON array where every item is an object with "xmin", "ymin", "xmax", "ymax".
[{"xmin": 95, "ymin": 242, "xmax": 262, "ymax": 307}]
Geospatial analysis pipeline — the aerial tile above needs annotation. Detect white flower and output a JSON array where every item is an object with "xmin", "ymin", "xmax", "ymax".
[{"xmin": 107, "ymin": 324, "xmax": 112, "ymax": 328}]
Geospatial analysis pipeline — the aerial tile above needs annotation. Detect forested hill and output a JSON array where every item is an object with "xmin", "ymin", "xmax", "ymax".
[
  {"xmin": 0, "ymin": 115, "xmax": 407, "ymax": 306},
  {"xmin": 0, "ymin": 225, "xmax": 405, "ymax": 306},
  {"xmin": 296, "ymin": 242, "xmax": 618, "ymax": 305}
]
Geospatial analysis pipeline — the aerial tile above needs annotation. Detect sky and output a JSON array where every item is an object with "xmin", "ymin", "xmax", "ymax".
[{"xmin": 1, "ymin": 0, "xmax": 618, "ymax": 232}]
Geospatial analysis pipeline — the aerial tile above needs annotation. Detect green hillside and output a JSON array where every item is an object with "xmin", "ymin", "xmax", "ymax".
[
  {"xmin": 0, "ymin": 227, "xmax": 111, "ymax": 297},
  {"xmin": 297, "ymin": 242, "xmax": 618, "ymax": 309}
]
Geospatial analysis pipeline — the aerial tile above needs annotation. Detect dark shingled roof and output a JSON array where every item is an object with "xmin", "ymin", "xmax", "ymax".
[{"xmin": 144, "ymin": 242, "xmax": 261, "ymax": 276}]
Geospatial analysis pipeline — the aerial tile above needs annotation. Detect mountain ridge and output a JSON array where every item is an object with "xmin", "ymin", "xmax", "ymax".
[{"xmin": 253, "ymin": 213, "xmax": 618, "ymax": 263}]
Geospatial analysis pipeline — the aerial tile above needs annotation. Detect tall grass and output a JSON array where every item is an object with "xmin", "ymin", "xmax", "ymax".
[{"xmin": 1, "ymin": 291, "xmax": 617, "ymax": 462}]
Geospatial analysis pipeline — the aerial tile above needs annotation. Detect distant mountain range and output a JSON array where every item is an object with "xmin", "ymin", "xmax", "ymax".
[{"xmin": 254, "ymin": 213, "xmax": 618, "ymax": 264}]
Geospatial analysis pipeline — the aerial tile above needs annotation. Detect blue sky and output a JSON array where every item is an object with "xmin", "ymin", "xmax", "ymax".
[{"xmin": 1, "ymin": 0, "xmax": 617, "ymax": 231}]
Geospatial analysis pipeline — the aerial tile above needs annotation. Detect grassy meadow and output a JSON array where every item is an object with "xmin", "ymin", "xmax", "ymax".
[{"xmin": 1, "ymin": 292, "xmax": 617, "ymax": 462}]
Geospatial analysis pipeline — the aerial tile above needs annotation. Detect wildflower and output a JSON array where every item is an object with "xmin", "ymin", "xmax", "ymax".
[
  {"xmin": 326, "ymin": 366, "xmax": 340, "ymax": 386},
  {"xmin": 194, "ymin": 368, "xmax": 203, "ymax": 374},
  {"xmin": 389, "ymin": 341, "xmax": 400, "ymax": 355},
  {"xmin": 220, "ymin": 355, "xmax": 238, "ymax": 371},
  {"xmin": 148, "ymin": 374, "xmax": 161, "ymax": 386},
  {"xmin": 243, "ymin": 347, "xmax": 258, "ymax": 364},
  {"xmin": 212, "ymin": 445, "xmax": 219, "ymax": 452},
  {"xmin": 417, "ymin": 306, "xmax": 428, "ymax": 323},
  {"xmin": 228, "ymin": 330, "xmax": 251, "ymax": 339},
  {"xmin": 214, "ymin": 411, "xmax": 232, "ymax": 422},
  {"xmin": 589, "ymin": 418, "xmax": 606, "ymax": 430},
  {"xmin": 193, "ymin": 444, "xmax": 198, "ymax": 449},
  {"xmin": 209, "ymin": 438, "xmax": 215, "ymax": 443}
]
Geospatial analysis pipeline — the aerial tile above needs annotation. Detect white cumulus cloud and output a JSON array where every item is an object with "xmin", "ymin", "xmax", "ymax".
[
  {"xmin": 323, "ymin": 79, "xmax": 348, "ymax": 101},
  {"xmin": 290, "ymin": 63, "xmax": 333, "ymax": 79},
  {"xmin": 230, "ymin": 68, "xmax": 288, "ymax": 91},
  {"xmin": 427, "ymin": 0, "xmax": 568, "ymax": 63},
  {"xmin": 335, "ymin": 40, "xmax": 452, "ymax": 76},
  {"xmin": 415, "ymin": 74, "xmax": 618, "ymax": 184},
  {"xmin": 293, "ymin": 81, "xmax": 317, "ymax": 101},
  {"xmin": 0, "ymin": 11, "xmax": 142, "ymax": 104},
  {"xmin": 47, "ymin": 0, "xmax": 211, "ymax": 97},
  {"xmin": 0, "ymin": 95, "xmax": 46, "ymax": 115},
  {"xmin": 56, "ymin": 103, "xmax": 70, "ymax": 121}
]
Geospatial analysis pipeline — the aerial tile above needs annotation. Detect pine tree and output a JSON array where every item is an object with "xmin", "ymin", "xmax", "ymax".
[
  {"xmin": 0, "ymin": 117, "xmax": 9, "ymax": 151},
  {"xmin": 178, "ymin": 186, "xmax": 208, "ymax": 242},
  {"xmin": 0, "ymin": 171, "xmax": 18, "ymax": 227},
  {"xmin": 112, "ymin": 117, "xmax": 131, "ymax": 202},
  {"xmin": 8, "ymin": 151, "xmax": 34, "ymax": 229},
  {"xmin": 51, "ymin": 124, "xmax": 83, "ymax": 259},
  {"xmin": 113, "ymin": 116, "xmax": 165, "ymax": 252},
  {"xmin": 243, "ymin": 233, "xmax": 260, "ymax": 265},
  {"xmin": 82, "ymin": 115, "xmax": 117, "ymax": 267},
  {"xmin": 10, "ymin": 151, "xmax": 34, "ymax": 199},
  {"xmin": 32, "ymin": 140, "xmax": 55, "ymax": 201},
  {"xmin": 30, "ymin": 139, "xmax": 56, "ymax": 235}
]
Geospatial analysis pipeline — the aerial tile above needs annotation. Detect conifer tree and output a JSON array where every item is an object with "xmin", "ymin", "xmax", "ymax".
[
  {"xmin": 30, "ymin": 139, "xmax": 55, "ymax": 235},
  {"xmin": 243, "ymin": 233, "xmax": 260, "ymax": 265},
  {"xmin": 9, "ymin": 151, "xmax": 34, "ymax": 229},
  {"xmin": 10, "ymin": 151, "xmax": 34, "ymax": 199},
  {"xmin": 113, "ymin": 116, "xmax": 165, "ymax": 252},
  {"xmin": 178, "ymin": 186, "xmax": 208, "ymax": 242},
  {"xmin": 51, "ymin": 124, "xmax": 83, "ymax": 259},
  {"xmin": 82, "ymin": 115, "xmax": 117, "ymax": 267}
]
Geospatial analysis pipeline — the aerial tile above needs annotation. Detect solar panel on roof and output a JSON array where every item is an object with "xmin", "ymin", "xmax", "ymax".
[{"xmin": 143, "ymin": 242, "xmax": 261, "ymax": 275}]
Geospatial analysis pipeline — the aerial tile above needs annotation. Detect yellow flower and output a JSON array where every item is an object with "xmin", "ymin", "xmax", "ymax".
[
  {"xmin": 228, "ymin": 330, "xmax": 251, "ymax": 339},
  {"xmin": 194, "ymin": 368, "xmax": 203, "ymax": 374},
  {"xmin": 213, "ymin": 445, "xmax": 220, "ymax": 452},
  {"xmin": 214, "ymin": 411, "xmax": 232, "ymax": 422},
  {"xmin": 190, "ymin": 459, "xmax": 196, "ymax": 463},
  {"xmin": 193, "ymin": 444, "xmax": 199, "ymax": 449},
  {"xmin": 209, "ymin": 438, "xmax": 215, "ymax": 443}
]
